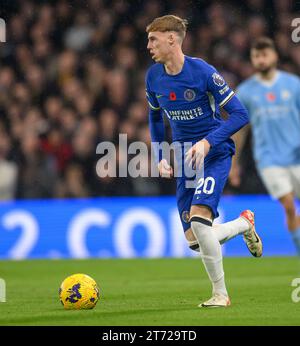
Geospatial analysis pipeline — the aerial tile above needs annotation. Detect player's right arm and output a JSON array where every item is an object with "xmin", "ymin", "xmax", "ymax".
[{"xmin": 146, "ymin": 70, "xmax": 173, "ymax": 178}]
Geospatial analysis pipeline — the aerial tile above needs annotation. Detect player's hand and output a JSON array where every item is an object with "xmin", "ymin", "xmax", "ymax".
[
  {"xmin": 229, "ymin": 163, "xmax": 241, "ymax": 187},
  {"xmin": 185, "ymin": 139, "xmax": 211, "ymax": 169},
  {"xmin": 158, "ymin": 159, "xmax": 173, "ymax": 178}
]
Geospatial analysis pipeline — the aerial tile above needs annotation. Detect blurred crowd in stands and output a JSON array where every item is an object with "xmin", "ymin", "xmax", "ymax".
[{"xmin": 0, "ymin": 0, "xmax": 300, "ymax": 200}]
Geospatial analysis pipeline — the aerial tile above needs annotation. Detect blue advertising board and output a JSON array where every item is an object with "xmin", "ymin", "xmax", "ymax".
[{"xmin": 0, "ymin": 195, "xmax": 298, "ymax": 259}]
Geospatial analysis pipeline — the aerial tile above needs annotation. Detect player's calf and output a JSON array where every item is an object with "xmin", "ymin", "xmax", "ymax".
[{"xmin": 279, "ymin": 194, "xmax": 300, "ymax": 255}]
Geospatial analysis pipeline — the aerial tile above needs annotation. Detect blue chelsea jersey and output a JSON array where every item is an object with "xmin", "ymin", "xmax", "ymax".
[
  {"xmin": 145, "ymin": 55, "xmax": 235, "ymax": 146},
  {"xmin": 237, "ymin": 71, "xmax": 300, "ymax": 169}
]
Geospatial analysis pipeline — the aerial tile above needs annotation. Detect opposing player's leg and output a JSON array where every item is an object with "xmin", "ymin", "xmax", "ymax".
[
  {"xmin": 279, "ymin": 193, "xmax": 300, "ymax": 255},
  {"xmin": 260, "ymin": 166, "xmax": 300, "ymax": 255},
  {"xmin": 288, "ymin": 166, "xmax": 300, "ymax": 255}
]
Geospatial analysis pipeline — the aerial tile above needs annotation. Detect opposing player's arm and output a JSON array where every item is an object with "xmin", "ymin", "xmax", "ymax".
[
  {"xmin": 204, "ymin": 68, "xmax": 249, "ymax": 148},
  {"xmin": 296, "ymin": 77, "xmax": 300, "ymax": 114}
]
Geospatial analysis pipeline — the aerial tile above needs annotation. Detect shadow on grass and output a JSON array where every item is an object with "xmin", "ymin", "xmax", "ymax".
[{"xmin": 1, "ymin": 304, "xmax": 203, "ymax": 325}]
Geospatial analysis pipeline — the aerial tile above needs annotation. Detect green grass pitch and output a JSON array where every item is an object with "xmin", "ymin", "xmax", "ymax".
[{"xmin": 0, "ymin": 257, "xmax": 299, "ymax": 326}]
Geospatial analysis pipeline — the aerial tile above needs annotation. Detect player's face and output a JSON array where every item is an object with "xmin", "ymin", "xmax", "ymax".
[
  {"xmin": 250, "ymin": 48, "xmax": 278, "ymax": 74},
  {"xmin": 147, "ymin": 31, "xmax": 172, "ymax": 63}
]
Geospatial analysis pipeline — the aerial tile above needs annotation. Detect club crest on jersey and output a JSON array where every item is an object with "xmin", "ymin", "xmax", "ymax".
[
  {"xmin": 212, "ymin": 72, "xmax": 225, "ymax": 87},
  {"xmin": 184, "ymin": 89, "xmax": 196, "ymax": 101},
  {"xmin": 281, "ymin": 90, "xmax": 291, "ymax": 100},
  {"xmin": 182, "ymin": 211, "xmax": 190, "ymax": 223}
]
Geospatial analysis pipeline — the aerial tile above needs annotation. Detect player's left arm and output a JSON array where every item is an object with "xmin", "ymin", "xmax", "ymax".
[
  {"xmin": 186, "ymin": 69, "xmax": 249, "ymax": 166},
  {"xmin": 204, "ymin": 70, "xmax": 249, "ymax": 148}
]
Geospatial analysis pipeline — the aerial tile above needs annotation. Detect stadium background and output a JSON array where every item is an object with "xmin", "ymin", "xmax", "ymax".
[{"xmin": 0, "ymin": 0, "xmax": 300, "ymax": 259}]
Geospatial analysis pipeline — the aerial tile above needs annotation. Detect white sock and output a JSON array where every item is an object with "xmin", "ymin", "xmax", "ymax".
[
  {"xmin": 213, "ymin": 275, "xmax": 228, "ymax": 296},
  {"xmin": 190, "ymin": 215, "xmax": 228, "ymax": 297},
  {"xmin": 214, "ymin": 217, "xmax": 250, "ymax": 244},
  {"xmin": 188, "ymin": 216, "xmax": 250, "ymax": 252}
]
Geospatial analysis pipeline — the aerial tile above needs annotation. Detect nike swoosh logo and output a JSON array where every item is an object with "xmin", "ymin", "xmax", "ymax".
[{"xmin": 156, "ymin": 94, "xmax": 163, "ymax": 98}]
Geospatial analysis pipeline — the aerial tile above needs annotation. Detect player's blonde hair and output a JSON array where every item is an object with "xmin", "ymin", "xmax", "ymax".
[{"xmin": 146, "ymin": 15, "xmax": 188, "ymax": 41}]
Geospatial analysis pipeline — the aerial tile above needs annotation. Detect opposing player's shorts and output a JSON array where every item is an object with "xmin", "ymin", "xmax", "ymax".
[
  {"xmin": 176, "ymin": 152, "xmax": 232, "ymax": 232},
  {"xmin": 259, "ymin": 165, "xmax": 300, "ymax": 199}
]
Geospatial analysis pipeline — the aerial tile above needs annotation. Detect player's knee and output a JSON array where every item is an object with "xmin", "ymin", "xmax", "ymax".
[
  {"xmin": 190, "ymin": 204, "xmax": 213, "ymax": 221},
  {"xmin": 185, "ymin": 228, "xmax": 196, "ymax": 241}
]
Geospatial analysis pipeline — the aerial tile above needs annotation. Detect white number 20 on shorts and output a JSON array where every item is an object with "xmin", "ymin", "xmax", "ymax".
[{"xmin": 195, "ymin": 177, "xmax": 215, "ymax": 195}]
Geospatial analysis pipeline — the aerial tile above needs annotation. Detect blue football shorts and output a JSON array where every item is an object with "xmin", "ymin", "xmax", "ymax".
[{"xmin": 176, "ymin": 152, "xmax": 232, "ymax": 232}]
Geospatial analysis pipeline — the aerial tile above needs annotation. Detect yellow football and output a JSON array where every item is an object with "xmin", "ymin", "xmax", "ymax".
[{"xmin": 59, "ymin": 273, "xmax": 100, "ymax": 310}]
